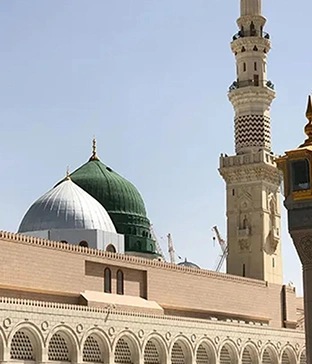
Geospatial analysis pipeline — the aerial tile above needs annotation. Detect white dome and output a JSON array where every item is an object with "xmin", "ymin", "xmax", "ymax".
[{"xmin": 18, "ymin": 179, "xmax": 116, "ymax": 233}]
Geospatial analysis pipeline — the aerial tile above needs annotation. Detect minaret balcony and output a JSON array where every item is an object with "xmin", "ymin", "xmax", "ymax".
[
  {"xmin": 232, "ymin": 30, "xmax": 270, "ymax": 41},
  {"xmin": 229, "ymin": 79, "xmax": 274, "ymax": 92}
]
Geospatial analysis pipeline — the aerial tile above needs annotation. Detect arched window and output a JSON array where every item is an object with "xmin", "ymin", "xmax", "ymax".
[
  {"xmin": 79, "ymin": 241, "xmax": 88, "ymax": 247},
  {"xmin": 243, "ymin": 62, "xmax": 246, "ymax": 72},
  {"xmin": 117, "ymin": 270, "xmax": 124, "ymax": 295},
  {"xmin": 106, "ymin": 244, "xmax": 116, "ymax": 253},
  {"xmin": 254, "ymin": 62, "xmax": 257, "ymax": 71},
  {"xmin": 104, "ymin": 268, "xmax": 112, "ymax": 293}
]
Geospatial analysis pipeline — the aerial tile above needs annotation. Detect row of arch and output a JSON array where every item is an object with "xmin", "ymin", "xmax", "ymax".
[{"xmin": 0, "ymin": 324, "xmax": 306, "ymax": 364}]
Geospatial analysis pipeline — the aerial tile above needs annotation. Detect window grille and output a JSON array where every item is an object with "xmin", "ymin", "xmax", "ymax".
[
  {"xmin": 171, "ymin": 342, "xmax": 185, "ymax": 364},
  {"xmin": 48, "ymin": 333, "xmax": 70, "ymax": 361},
  {"xmin": 220, "ymin": 346, "xmax": 231, "ymax": 364},
  {"xmin": 144, "ymin": 340, "xmax": 160, "ymax": 364},
  {"xmin": 262, "ymin": 349, "xmax": 274, "ymax": 364},
  {"xmin": 281, "ymin": 352, "xmax": 290, "ymax": 364},
  {"xmin": 242, "ymin": 347, "xmax": 252, "ymax": 364},
  {"xmin": 10, "ymin": 330, "xmax": 34, "ymax": 360},
  {"xmin": 300, "ymin": 351, "xmax": 306, "ymax": 364},
  {"xmin": 83, "ymin": 336, "xmax": 102, "ymax": 363},
  {"xmin": 196, "ymin": 344, "xmax": 209, "ymax": 364},
  {"xmin": 114, "ymin": 338, "xmax": 132, "ymax": 364}
]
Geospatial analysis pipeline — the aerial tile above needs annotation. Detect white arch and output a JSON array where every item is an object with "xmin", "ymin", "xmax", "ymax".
[
  {"xmin": 46, "ymin": 324, "xmax": 79, "ymax": 362},
  {"xmin": 169, "ymin": 335, "xmax": 193, "ymax": 364},
  {"xmin": 219, "ymin": 340, "xmax": 239, "ymax": 364},
  {"xmin": 260, "ymin": 344, "xmax": 278, "ymax": 364},
  {"xmin": 0, "ymin": 325, "xmax": 6, "ymax": 361},
  {"xmin": 81, "ymin": 327, "xmax": 111, "ymax": 363},
  {"xmin": 113, "ymin": 330, "xmax": 141, "ymax": 364},
  {"xmin": 240, "ymin": 342, "xmax": 259, "ymax": 364},
  {"xmin": 195, "ymin": 338, "xmax": 217, "ymax": 364},
  {"xmin": 8, "ymin": 321, "xmax": 44, "ymax": 362},
  {"xmin": 143, "ymin": 333, "xmax": 168, "ymax": 364}
]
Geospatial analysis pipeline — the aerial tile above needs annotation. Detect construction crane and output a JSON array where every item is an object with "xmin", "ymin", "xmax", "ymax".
[
  {"xmin": 212, "ymin": 226, "xmax": 228, "ymax": 272},
  {"xmin": 150, "ymin": 224, "xmax": 166, "ymax": 261},
  {"xmin": 167, "ymin": 233, "xmax": 175, "ymax": 264}
]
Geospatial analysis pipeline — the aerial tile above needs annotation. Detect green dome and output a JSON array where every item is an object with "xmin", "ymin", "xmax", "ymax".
[
  {"xmin": 70, "ymin": 159, "xmax": 147, "ymax": 217},
  {"xmin": 67, "ymin": 143, "xmax": 157, "ymax": 256}
]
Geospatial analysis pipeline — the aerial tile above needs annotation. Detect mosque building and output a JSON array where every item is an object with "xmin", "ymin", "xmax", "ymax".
[{"xmin": 0, "ymin": 0, "xmax": 307, "ymax": 363}]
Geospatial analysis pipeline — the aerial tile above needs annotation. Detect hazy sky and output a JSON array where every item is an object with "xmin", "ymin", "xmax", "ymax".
[{"xmin": 1, "ymin": 0, "xmax": 311, "ymax": 295}]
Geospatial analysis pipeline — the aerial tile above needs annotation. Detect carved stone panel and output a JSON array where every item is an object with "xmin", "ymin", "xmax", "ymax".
[
  {"xmin": 288, "ymin": 207, "xmax": 312, "ymax": 231},
  {"xmin": 238, "ymin": 238, "xmax": 251, "ymax": 253},
  {"xmin": 292, "ymin": 235, "xmax": 312, "ymax": 265}
]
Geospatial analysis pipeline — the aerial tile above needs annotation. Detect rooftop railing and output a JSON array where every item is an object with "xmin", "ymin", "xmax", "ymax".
[
  {"xmin": 229, "ymin": 79, "xmax": 275, "ymax": 92},
  {"xmin": 232, "ymin": 30, "xmax": 270, "ymax": 41}
]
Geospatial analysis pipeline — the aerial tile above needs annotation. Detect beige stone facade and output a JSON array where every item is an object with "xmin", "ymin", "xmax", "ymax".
[
  {"xmin": 0, "ymin": 1, "xmax": 306, "ymax": 363},
  {"xmin": 0, "ymin": 231, "xmax": 306, "ymax": 363}
]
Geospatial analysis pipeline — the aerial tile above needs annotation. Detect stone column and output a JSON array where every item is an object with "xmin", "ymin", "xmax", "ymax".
[{"xmin": 287, "ymin": 207, "xmax": 312, "ymax": 363}]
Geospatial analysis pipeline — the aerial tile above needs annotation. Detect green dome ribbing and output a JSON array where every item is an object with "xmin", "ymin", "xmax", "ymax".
[
  {"xmin": 71, "ymin": 159, "xmax": 146, "ymax": 216},
  {"xmin": 68, "ymin": 154, "xmax": 157, "ymax": 256}
]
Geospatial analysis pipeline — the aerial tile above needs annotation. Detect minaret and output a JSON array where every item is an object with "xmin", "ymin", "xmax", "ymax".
[{"xmin": 219, "ymin": 0, "xmax": 282, "ymax": 284}]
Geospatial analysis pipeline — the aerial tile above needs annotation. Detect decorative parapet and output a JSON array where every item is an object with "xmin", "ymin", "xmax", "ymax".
[
  {"xmin": 0, "ymin": 296, "xmax": 271, "ymax": 327},
  {"xmin": 230, "ymin": 35, "xmax": 271, "ymax": 54},
  {"xmin": 219, "ymin": 150, "xmax": 280, "ymax": 185},
  {"xmin": 220, "ymin": 150, "xmax": 276, "ymax": 168},
  {"xmin": 0, "ymin": 231, "xmax": 268, "ymax": 287}
]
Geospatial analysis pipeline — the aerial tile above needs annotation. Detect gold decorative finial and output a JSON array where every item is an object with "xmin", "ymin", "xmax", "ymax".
[
  {"xmin": 89, "ymin": 137, "xmax": 100, "ymax": 161},
  {"xmin": 303, "ymin": 95, "xmax": 312, "ymax": 146},
  {"xmin": 65, "ymin": 166, "xmax": 71, "ymax": 180}
]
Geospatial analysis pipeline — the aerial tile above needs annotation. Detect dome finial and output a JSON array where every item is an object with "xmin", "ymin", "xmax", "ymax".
[
  {"xmin": 89, "ymin": 137, "xmax": 100, "ymax": 161},
  {"xmin": 65, "ymin": 166, "xmax": 71, "ymax": 180},
  {"xmin": 302, "ymin": 95, "xmax": 312, "ymax": 146}
]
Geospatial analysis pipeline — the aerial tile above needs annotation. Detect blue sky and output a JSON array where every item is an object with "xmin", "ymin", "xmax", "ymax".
[{"xmin": 1, "ymin": 0, "xmax": 311, "ymax": 295}]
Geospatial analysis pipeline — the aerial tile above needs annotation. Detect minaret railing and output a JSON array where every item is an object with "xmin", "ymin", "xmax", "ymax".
[{"xmin": 232, "ymin": 30, "xmax": 270, "ymax": 40}]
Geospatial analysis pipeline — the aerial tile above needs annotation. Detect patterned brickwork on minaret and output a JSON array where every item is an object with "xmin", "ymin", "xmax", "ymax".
[{"xmin": 219, "ymin": 0, "xmax": 283, "ymax": 284}]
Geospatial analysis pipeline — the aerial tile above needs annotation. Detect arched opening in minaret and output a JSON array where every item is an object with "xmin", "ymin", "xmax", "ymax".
[
  {"xmin": 240, "ymin": 26, "xmax": 244, "ymax": 37},
  {"xmin": 250, "ymin": 22, "xmax": 256, "ymax": 36},
  {"xmin": 253, "ymin": 74, "xmax": 259, "ymax": 86},
  {"xmin": 243, "ymin": 63, "xmax": 247, "ymax": 72}
]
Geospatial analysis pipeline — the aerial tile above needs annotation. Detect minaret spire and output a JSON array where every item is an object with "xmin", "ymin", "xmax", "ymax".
[
  {"xmin": 219, "ymin": 0, "xmax": 282, "ymax": 284},
  {"xmin": 89, "ymin": 137, "xmax": 100, "ymax": 161},
  {"xmin": 301, "ymin": 95, "xmax": 312, "ymax": 147},
  {"xmin": 240, "ymin": 0, "xmax": 262, "ymax": 16}
]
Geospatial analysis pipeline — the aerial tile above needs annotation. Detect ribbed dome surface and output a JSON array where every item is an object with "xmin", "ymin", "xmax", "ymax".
[
  {"xmin": 70, "ymin": 159, "xmax": 147, "ymax": 217},
  {"xmin": 18, "ymin": 179, "xmax": 116, "ymax": 233},
  {"xmin": 68, "ymin": 157, "xmax": 157, "ymax": 256}
]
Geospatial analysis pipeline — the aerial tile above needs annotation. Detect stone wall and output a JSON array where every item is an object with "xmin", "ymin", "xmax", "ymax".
[
  {"xmin": 0, "ymin": 231, "xmax": 298, "ymax": 328},
  {"xmin": 0, "ymin": 298, "xmax": 305, "ymax": 364}
]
